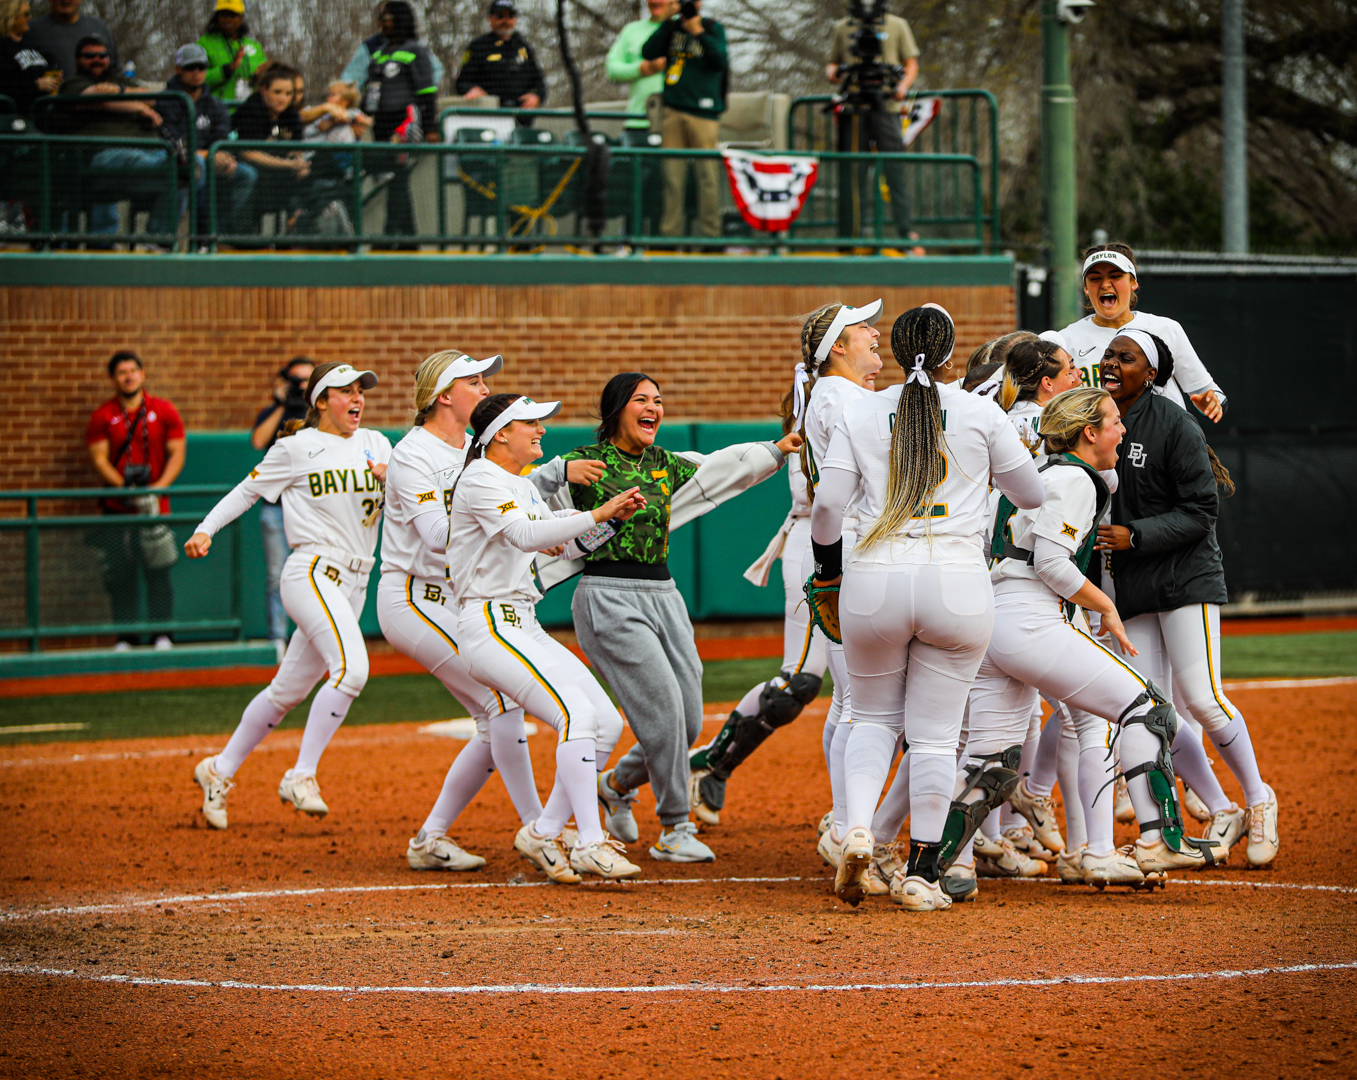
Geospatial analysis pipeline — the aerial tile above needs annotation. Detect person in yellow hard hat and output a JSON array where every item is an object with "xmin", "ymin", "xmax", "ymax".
[{"xmin": 198, "ymin": 0, "xmax": 267, "ymax": 103}]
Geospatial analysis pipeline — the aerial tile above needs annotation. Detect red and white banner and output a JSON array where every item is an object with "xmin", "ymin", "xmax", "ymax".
[
  {"xmin": 901, "ymin": 96, "xmax": 942, "ymax": 147},
  {"xmin": 721, "ymin": 150, "xmax": 819, "ymax": 233}
]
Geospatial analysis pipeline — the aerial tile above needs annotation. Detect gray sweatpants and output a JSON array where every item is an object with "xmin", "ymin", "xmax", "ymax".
[{"xmin": 571, "ymin": 575, "xmax": 704, "ymax": 829}]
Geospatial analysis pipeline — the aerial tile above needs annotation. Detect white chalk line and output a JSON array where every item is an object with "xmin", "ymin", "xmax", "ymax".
[
  {"xmin": 1222, "ymin": 676, "xmax": 1357, "ymax": 691},
  {"xmin": 2, "ymin": 873, "xmax": 1352, "ymax": 924},
  {"xmin": 1, "ymin": 960, "xmax": 1353, "ymax": 997}
]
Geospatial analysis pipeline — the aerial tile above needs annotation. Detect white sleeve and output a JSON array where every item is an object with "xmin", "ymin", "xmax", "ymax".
[
  {"xmin": 500, "ymin": 511, "xmax": 597, "ymax": 552},
  {"xmin": 1031, "ymin": 468, "xmax": 1097, "ymax": 553},
  {"xmin": 1162, "ymin": 319, "xmax": 1223, "ymax": 399},
  {"xmin": 820, "ymin": 413, "xmax": 859, "ymax": 473},
  {"xmin": 193, "ymin": 440, "xmax": 292, "ymax": 536},
  {"xmin": 988, "ymin": 404, "xmax": 1033, "ymax": 475},
  {"xmin": 811, "ymin": 465, "xmax": 858, "ymax": 545},
  {"xmin": 993, "ymin": 458, "xmax": 1043, "ymax": 510},
  {"xmin": 1033, "ymin": 536, "xmax": 1086, "ymax": 600},
  {"xmin": 1099, "ymin": 468, "xmax": 1118, "ymax": 495},
  {"xmin": 414, "ymin": 510, "xmax": 450, "ymax": 554},
  {"xmin": 194, "ymin": 484, "xmax": 260, "ymax": 539}
]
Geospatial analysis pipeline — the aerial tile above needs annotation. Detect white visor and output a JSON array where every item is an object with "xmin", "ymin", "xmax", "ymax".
[
  {"xmin": 1038, "ymin": 329, "xmax": 1069, "ymax": 352},
  {"xmin": 310, "ymin": 363, "xmax": 378, "ymax": 406},
  {"xmin": 814, "ymin": 298, "xmax": 884, "ymax": 364},
  {"xmin": 478, "ymin": 396, "xmax": 563, "ymax": 446},
  {"xmin": 432, "ymin": 353, "xmax": 504, "ymax": 398},
  {"xmin": 1081, "ymin": 250, "xmax": 1137, "ymax": 278}
]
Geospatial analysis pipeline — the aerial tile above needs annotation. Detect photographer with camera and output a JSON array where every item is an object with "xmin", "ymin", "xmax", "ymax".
[
  {"xmin": 251, "ymin": 355, "xmax": 314, "ymax": 659},
  {"xmin": 826, "ymin": 0, "xmax": 920, "ymax": 250},
  {"xmin": 86, "ymin": 351, "xmax": 186, "ymax": 651}
]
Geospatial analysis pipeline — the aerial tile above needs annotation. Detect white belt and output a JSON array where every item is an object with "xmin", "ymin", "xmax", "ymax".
[{"xmin": 295, "ymin": 544, "xmax": 376, "ymax": 574}]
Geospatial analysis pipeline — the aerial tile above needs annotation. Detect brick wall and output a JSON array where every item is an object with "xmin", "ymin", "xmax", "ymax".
[{"xmin": 2, "ymin": 282, "xmax": 1014, "ymax": 490}]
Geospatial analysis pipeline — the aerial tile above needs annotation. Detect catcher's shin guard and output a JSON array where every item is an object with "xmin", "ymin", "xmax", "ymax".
[
  {"xmin": 1115, "ymin": 682, "xmax": 1221, "ymax": 864},
  {"xmin": 938, "ymin": 745, "xmax": 1022, "ymax": 871}
]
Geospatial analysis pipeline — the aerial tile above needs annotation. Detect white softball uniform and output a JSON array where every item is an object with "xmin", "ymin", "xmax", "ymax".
[
  {"xmin": 1059, "ymin": 312, "xmax": 1224, "ymax": 412},
  {"xmin": 194, "ymin": 426, "xmax": 392, "ymax": 702},
  {"xmin": 1124, "ymin": 603, "xmax": 1238, "ymax": 734}
]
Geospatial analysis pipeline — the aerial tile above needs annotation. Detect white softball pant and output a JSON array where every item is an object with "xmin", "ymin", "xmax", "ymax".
[
  {"xmin": 1124, "ymin": 604, "xmax": 1238, "ymax": 733},
  {"xmin": 268, "ymin": 551, "xmax": 371, "ymax": 707},
  {"xmin": 780, "ymin": 518, "xmax": 829, "ymax": 679}
]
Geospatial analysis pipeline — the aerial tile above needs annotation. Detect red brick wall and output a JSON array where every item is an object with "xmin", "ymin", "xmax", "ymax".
[{"xmin": 2, "ymin": 283, "xmax": 1014, "ymax": 490}]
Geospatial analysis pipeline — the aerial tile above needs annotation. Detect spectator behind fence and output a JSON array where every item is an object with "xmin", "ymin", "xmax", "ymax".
[
  {"xmin": 199, "ymin": 0, "xmax": 266, "ymax": 104},
  {"xmin": 60, "ymin": 36, "xmax": 185, "ymax": 243},
  {"xmin": 826, "ymin": 4, "xmax": 919, "ymax": 246},
  {"xmin": 250, "ymin": 355, "xmax": 313, "ymax": 660},
  {"xmin": 606, "ymin": 0, "xmax": 673, "ymax": 130},
  {"xmin": 26, "ymin": 0, "xmax": 116, "ymax": 81},
  {"xmin": 161, "ymin": 42, "xmax": 256, "ymax": 239},
  {"xmin": 343, "ymin": 2, "xmax": 444, "ymax": 94},
  {"xmin": 364, "ymin": 0, "xmax": 438, "ymax": 240},
  {"xmin": 455, "ymin": 0, "xmax": 546, "ymax": 126},
  {"xmin": 296, "ymin": 79, "xmax": 369, "ymax": 234},
  {"xmin": 231, "ymin": 63, "xmax": 308, "ymax": 233},
  {"xmin": 86, "ymin": 351, "xmax": 186, "ymax": 651},
  {"xmin": 0, "ymin": 0, "xmax": 61, "ymax": 118},
  {"xmin": 642, "ymin": 0, "xmax": 728, "ymax": 242}
]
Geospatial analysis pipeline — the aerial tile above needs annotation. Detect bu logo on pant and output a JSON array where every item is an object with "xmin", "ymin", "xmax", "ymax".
[
  {"xmin": 324, "ymin": 565, "xmax": 342, "ymax": 585},
  {"xmin": 423, "ymin": 583, "xmax": 445, "ymax": 605},
  {"xmin": 498, "ymin": 603, "xmax": 522, "ymax": 627}
]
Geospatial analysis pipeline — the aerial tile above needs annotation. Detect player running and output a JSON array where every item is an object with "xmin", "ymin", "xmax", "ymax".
[{"xmin": 187, "ymin": 362, "xmax": 391, "ymax": 829}]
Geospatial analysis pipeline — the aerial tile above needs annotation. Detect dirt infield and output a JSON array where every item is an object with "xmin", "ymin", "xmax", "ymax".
[{"xmin": 1, "ymin": 680, "xmax": 1355, "ymax": 1078}]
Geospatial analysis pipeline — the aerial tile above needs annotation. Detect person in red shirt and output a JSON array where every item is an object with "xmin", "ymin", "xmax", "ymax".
[{"xmin": 86, "ymin": 351, "xmax": 186, "ymax": 650}]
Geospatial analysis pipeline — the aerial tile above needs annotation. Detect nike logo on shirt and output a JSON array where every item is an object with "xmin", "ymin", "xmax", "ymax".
[
  {"xmin": 309, "ymin": 449, "xmax": 326, "ymax": 458},
  {"xmin": 1078, "ymin": 346, "xmax": 1098, "ymax": 356}
]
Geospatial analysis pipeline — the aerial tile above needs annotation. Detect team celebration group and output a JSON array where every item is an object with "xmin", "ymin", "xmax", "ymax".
[{"xmin": 186, "ymin": 242, "xmax": 1280, "ymax": 909}]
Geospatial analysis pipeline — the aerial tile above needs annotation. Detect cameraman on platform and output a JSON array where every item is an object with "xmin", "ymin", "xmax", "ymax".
[
  {"xmin": 826, "ymin": 0, "xmax": 919, "ymax": 248},
  {"xmin": 251, "ymin": 355, "xmax": 313, "ymax": 660}
]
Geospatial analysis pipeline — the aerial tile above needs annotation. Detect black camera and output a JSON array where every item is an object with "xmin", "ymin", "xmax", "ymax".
[
  {"xmin": 123, "ymin": 463, "xmax": 153, "ymax": 488},
  {"xmin": 833, "ymin": 0, "xmax": 903, "ymax": 113},
  {"xmin": 284, "ymin": 374, "xmax": 308, "ymax": 411},
  {"xmin": 679, "ymin": 0, "xmax": 699, "ymax": 21}
]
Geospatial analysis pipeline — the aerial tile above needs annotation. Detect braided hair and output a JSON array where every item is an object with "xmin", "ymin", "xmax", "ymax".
[
  {"xmin": 997, "ymin": 339, "xmax": 1067, "ymax": 412},
  {"xmin": 778, "ymin": 302, "xmax": 847, "ymax": 502},
  {"xmin": 858, "ymin": 306, "xmax": 955, "ymax": 550}
]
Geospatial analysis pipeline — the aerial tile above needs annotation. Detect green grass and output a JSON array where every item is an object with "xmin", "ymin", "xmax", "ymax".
[{"xmin": 0, "ymin": 632, "xmax": 1350, "ymax": 747}]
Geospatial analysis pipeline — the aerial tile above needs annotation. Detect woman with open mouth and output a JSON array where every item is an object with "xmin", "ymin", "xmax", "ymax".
[
  {"xmin": 549, "ymin": 373, "xmax": 802, "ymax": 865},
  {"xmin": 184, "ymin": 362, "xmax": 390, "ymax": 830},
  {"xmin": 1095, "ymin": 329, "xmax": 1280, "ymax": 868}
]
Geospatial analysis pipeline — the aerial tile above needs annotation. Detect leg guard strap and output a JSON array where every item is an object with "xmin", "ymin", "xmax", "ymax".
[{"xmin": 938, "ymin": 745, "xmax": 1021, "ymax": 871}]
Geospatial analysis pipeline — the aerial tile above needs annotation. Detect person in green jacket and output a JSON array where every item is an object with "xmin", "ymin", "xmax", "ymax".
[
  {"xmin": 605, "ymin": 0, "xmax": 674, "ymax": 130},
  {"xmin": 641, "ymin": 0, "xmax": 728, "ymax": 241},
  {"xmin": 198, "ymin": 0, "xmax": 267, "ymax": 104}
]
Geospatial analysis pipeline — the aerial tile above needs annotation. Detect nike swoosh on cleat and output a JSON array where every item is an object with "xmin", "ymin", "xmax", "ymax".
[
  {"xmin": 517, "ymin": 739, "xmax": 528, "ymax": 744},
  {"xmin": 431, "ymin": 852, "xmax": 450, "ymax": 862}
]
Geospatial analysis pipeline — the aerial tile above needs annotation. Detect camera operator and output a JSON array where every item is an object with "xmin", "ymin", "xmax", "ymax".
[
  {"xmin": 251, "ymin": 355, "xmax": 313, "ymax": 659},
  {"xmin": 826, "ymin": 0, "xmax": 920, "ymax": 249},
  {"xmin": 86, "ymin": 351, "xmax": 186, "ymax": 651}
]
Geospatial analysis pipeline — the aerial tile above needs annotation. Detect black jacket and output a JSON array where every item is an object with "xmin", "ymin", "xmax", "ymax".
[
  {"xmin": 0, "ymin": 37, "xmax": 54, "ymax": 118},
  {"xmin": 364, "ymin": 37, "xmax": 438, "ymax": 140},
  {"xmin": 1110, "ymin": 390, "xmax": 1228, "ymax": 621},
  {"xmin": 454, "ymin": 30, "xmax": 546, "ymax": 112},
  {"xmin": 159, "ymin": 74, "xmax": 232, "ymax": 152}
]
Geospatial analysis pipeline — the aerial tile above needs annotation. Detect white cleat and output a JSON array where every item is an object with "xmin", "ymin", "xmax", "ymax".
[
  {"xmin": 817, "ymin": 810, "xmax": 833, "ymax": 838},
  {"xmin": 597, "ymin": 769, "xmax": 640, "ymax": 844},
  {"xmin": 1202, "ymin": 805, "xmax": 1248, "ymax": 852},
  {"xmin": 1182, "ymin": 783, "xmax": 1212, "ymax": 823},
  {"xmin": 1081, "ymin": 847, "xmax": 1147, "ymax": 889},
  {"xmin": 873, "ymin": 841, "xmax": 906, "ymax": 881},
  {"xmin": 1114, "ymin": 776, "xmax": 1136, "ymax": 824},
  {"xmin": 1007, "ymin": 778, "xmax": 1064, "ymax": 856},
  {"xmin": 570, "ymin": 838, "xmax": 643, "ymax": 880},
  {"xmin": 975, "ymin": 833, "xmax": 1047, "ymax": 878},
  {"xmin": 278, "ymin": 771, "xmax": 328, "ymax": 817},
  {"xmin": 1003, "ymin": 823, "xmax": 1057, "ymax": 862},
  {"xmin": 1134, "ymin": 835, "xmax": 1227, "ymax": 873},
  {"xmin": 890, "ymin": 873, "xmax": 952, "ymax": 912},
  {"xmin": 406, "ymin": 831, "xmax": 486, "ymax": 871},
  {"xmin": 864, "ymin": 859, "xmax": 892, "ymax": 897},
  {"xmin": 688, "ymin": 768, "xmax": 720, "ymax": 827},
  {"xmin": 194, "ymin": 755, "xmax": 233, "ymax": 830},
  {"xmin": 1245, "ymin": 784, "xmax": 1280, "ymax": 867},
  {"xmin": 941, "ymin": 860, "xmax": 978, "ymax": 902},
  {"xmin": 514, "ymin": 823, "xmax": 581, "ymax": 884},
  {"xmin": 834, "ymin": 827, "xmax": 874, "ymax": 906},
  {"xmin": 1055, "ymin": 846, "xmax": 1086, "ymax": 884},
  {"xmin": 817, "ymin": 826, "xmax": 842, "ymax": 870}
]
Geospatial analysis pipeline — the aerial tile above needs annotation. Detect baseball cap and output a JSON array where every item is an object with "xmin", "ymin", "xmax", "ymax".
[
  {"xmin": 1081, "ymin": 249, "xmax": 1136, "ymax": 278},
  {"xmin": 215, "ymin": 0, "xmax": 246, "ymax": 13},
  {"xmin": 432, "ymin": 353, "xmax": 504, "ymax": 397},
  {"xmin": 310, "ymin": 363, "xmax": 378, "ymax": 406},
  {"xmin": 488, "ymin": 0, "xmax": 517, "ymax": 14},
  {"xmin": 175, "ymin": 43, "xmax": 209, "ymax": 67},
  {"xmin": 814, "ymin": 298, "xmax": 883, "ymax": 363},
  {"xmin": 478, "ymin": 396, "xmax": 562, "ymax": 446}
]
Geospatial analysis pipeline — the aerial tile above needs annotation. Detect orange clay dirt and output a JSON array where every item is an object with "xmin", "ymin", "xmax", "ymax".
[{"xmin": 0, "ymin": 680, "xmax": 1355, "ymax": 1079}]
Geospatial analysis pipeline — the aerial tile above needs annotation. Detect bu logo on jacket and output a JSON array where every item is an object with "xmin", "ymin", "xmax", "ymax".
[{"xmin": 1126, "ymin": 442, "xmax": 1149, "ymax": 468}]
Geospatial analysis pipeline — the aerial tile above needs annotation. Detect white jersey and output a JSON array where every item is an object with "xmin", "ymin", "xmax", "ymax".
[
  {"xmin": 1059, "ymin": 312, "xmax": 1223, "ymax": 411},
  {"xmin": 805, "ymin": 375, "xmax": 873, "ymax": 515},
  {"xmin": 1006, "ymin": 398, "xmax": 1043, "ymax": 455},
  {"xmin": 197, "ymin": 426, "xmax": 391, "ymax": 559},
  {"xmin": 992, "ymin": 456, "xmax": 1098, "ymax": 588},
  {"xmin": 380, "ymin": 426, "xmax": 466, "ymax": 580},
  {"xmin": 446, "ymin": 457, "xmax": 557, "ymax": 604},
  {"xmin": 824, "ymin": 379, "xmax": 1030, "ymax": 563}
]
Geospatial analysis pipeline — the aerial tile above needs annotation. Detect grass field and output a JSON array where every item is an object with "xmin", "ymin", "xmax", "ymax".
[{"xmin": 1, "ymin": 631, "xmax": 1352, "ymax": 746}]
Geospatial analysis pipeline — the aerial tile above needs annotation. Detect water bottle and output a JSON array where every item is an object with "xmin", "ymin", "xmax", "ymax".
[{"xmin": 122, "ymin": 59, "xmax": 137, "ymax": 84}]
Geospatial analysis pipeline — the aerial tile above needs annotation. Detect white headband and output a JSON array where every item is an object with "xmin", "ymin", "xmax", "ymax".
[
  {"xmin": 1114, "ymin": 327, "xmax": 1159, "ymax": 371},
  {"xmin": 477, "ymin": 395, "xmax": 562, "ymax": 446},
  {"xmin": 920, "ymin": 301, "xmax": 956, "ymax": 364},
  {"xmin": 813, "ymin": 299, "xmax": 884, "ymax": 364},
  {"xmin": 1082, "ymin": 249, "xmax": 1137, "ymax": 278}
]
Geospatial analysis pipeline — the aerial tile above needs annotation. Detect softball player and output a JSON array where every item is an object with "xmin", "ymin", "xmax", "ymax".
[
  {"xmin": 446, "ymin": 393, "xmax": 648, "ymax": 882},
  {"xmin": 187, "ymin": 362, "xmax": 391, "ymax": 829},
  {"xmin": 378, "ymin": 349, "xmax": 602, "ymax": 871},
  {"xmin": 809, "ymin": 304, "xmax": 1045, "ymax": 911},
  {"xmin": 1097, "ymin": 329, "xmax": 1279, "ymax": 866}
]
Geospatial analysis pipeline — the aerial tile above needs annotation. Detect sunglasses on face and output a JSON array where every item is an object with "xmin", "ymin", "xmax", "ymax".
[
  {"xmin": 80, "ymin": 51, "xmax": 109, "ymax": 59},
  {"xmin": 181, "ymin": 63, "xmax": 207, "ymax": 71}
]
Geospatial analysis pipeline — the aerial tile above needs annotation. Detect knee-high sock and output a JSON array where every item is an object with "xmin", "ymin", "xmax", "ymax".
[
  {"xmin": 830, "ymin": 719, "xmax": 852, "ymax": 832},
  {"xmin": 535, "ymin": 777, "xmax": 574, "ymax": 839},
  {"xmin": 843, "ymin": 723, "xmax": 896, "ymax": 832},
  {"xmin": 1029, "ymin": 713, "xmax": 1061, "ymax": 797},
  {"xmin": 1120, "ymin": 721, "xmax": 1168, "ymax": 843},
  {"xmin": 982, "ymin": 804, "xmax": 1002, "ymax": 841},
  {"xmin": 216, "ymin": 688, "xmax": 286, "ymax": 778},
  {"xmin": 736, "ymin": 680, "xmax": 767, "ymax": 719},
  {"xmin": 821, "ymin": 716, "xmax": 836, "ymax": 776},
  {"xmin": 1001, "ymin": 728, "xmax": 1041, "ymax": 829},
  {"xmin": 293, "ymin": 685, "xmax": 354, "ymax": 776},
  {"xmin": 1057, "ymin": 725, "xmax": 1087, "ymax": 851},
  {"xmin": 1170, "ymin": 724, "xmax": 1231, "ymax": 814},
  {"xmin": 1080, "ymin": 746, "xmax": 1116, "ymax": 855},
  {"xmin": 490, "ymin": 709, "xmax": 543, "ymax": 825},
  {"xmin": 422, "ymin": 739, "xmax": 495, "ymax": 837},
  {"xmin": 554, "ymin": 739, "xmax": 603, "ymax": 846},
  {"xmin": 1207, "ymin": 714, "xmax": 1267, "ymax": 807},
  {"xmin": 908, "ymin": 752, "xmax": 957, "ymax": 843},
  {"xmin": 870, "ymin": 746, "xmax": 911, "ymax": 841}
]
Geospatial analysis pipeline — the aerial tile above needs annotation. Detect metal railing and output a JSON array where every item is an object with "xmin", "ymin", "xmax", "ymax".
[
  {"xmin": 788, "ymin": 89, "xmax": 1000, "ymax": 249},
  {"xmin": 0, "ymin": 485, "xmax": 241, "ymax": 652}
]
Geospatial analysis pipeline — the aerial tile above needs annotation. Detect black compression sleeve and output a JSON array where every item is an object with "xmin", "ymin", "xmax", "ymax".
[{"xmin": 811, "ymin": 537, "xmax": 843, "ymax": 580}]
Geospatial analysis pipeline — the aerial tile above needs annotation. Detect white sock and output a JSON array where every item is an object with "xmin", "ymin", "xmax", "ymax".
[
  {"xmin": 821, "ymin": 716, "xmax": 836, "ymax": 775},
  {"xmin": 1169, "ymin": 723, "xmax": 1232, "ymax": 814},
  {"xmin": 421, "ymin": 738, "xmax": 495, "ymax": 838},
  {"xmin": 1207, "ymin": 714, "xmax": 1267, "ymax": 807},
  {"xmin": 1029, "ymin": 715, "xmax": 1061, "ymax": 797},
  {"xmin": 216, "ymin": 689, "xmax": 287, "ymax": 778},
  {"xmin": 490, "ymin": 709, "xmax": 543, "ymax": 825},
  {"xmin": 842, "ymin": 722, "xmax": 895, "ymax": 831},
  {"xmin": 555, "ymin": 740, "xmax": 604, "ymax": 846},
  {"xmin": 830, "ymin": 719, "xmax": 854, "ymax": 831},
  {"xmin": 1079, "ymin": 745, "xmax": 1115, "ymax": 855},
  {"xmin": 870, "ymin": 746, "xmax": 911, "ymax": 840},
  {"xmin": 907, "ymin": 752, "xmax": 957, "ymax": 843},
  {"xmin": 293, "ymin": 684, "xmax": 355, "ymax": 776},
  {"xmin": 535, "ymin": 775, "xmax": 574, "ymax": 839},
  {"xmin": 1056, "ymin": 725, "xmax": 1086, "ymax": 851},
  {"xmin": 736, "ymin": 679, "xmax": 769, "ymax": 719}
]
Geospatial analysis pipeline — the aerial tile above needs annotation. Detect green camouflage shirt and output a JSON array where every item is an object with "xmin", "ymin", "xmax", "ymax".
[{"xmin": 561, "ymin": 442, "xmax": 699, "ymax": 565}]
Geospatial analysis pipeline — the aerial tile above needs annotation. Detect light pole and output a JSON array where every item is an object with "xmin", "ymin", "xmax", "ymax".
[
  {"xmin": 1222, "ymin": 0, "xmax": 1248, "ymax": 253},
  {"xmin": 1041, "ymin": 0, "xmax": 1089, "ymax": 330}
]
